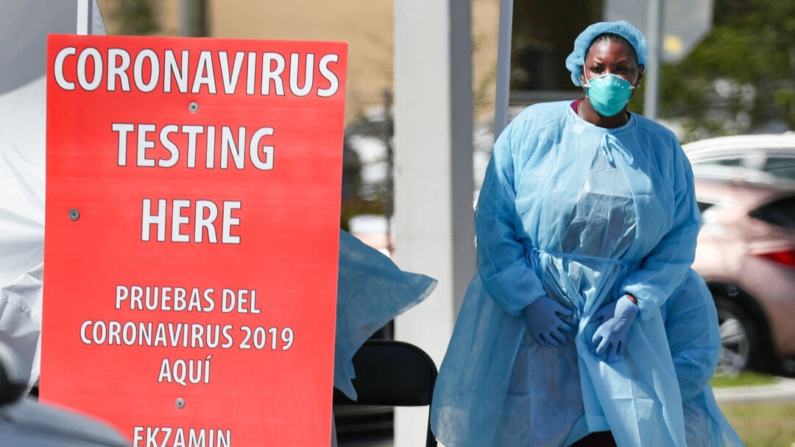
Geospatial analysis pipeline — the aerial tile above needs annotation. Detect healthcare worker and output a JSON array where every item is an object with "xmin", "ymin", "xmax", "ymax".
[
  {"xmin": 431, "ymin": 21, "xmax": 700, "ymax": 446},
  {"xmin": 662, "ymin": 270, "xmax": 745, "ymax": 447}
]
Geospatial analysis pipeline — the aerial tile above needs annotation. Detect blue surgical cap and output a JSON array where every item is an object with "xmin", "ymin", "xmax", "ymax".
[{"xmin": 565, "ymin": 20, "xmax": 649, "ymax": 87}]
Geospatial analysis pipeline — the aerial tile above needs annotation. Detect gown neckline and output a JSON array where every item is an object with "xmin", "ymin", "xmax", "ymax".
[{"xmin": 567, "ymin": 101, "xmax": 637, "ymax": 134}]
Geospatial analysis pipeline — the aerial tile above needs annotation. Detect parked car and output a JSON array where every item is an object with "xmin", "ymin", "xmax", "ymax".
[
  {"xmin": 686, "ymin": 133, "xmax": 795, "ymax": 185},
  {"xmin": 685, "ymin": 133, "xmax": 795, "ymax": 375}
]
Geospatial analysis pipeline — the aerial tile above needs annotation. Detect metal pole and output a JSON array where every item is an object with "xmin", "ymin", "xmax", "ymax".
[
  {"xmin": 494, "ymin": 0, "xmax": 513, "ymax": 140},
  {"xmin": 643, "ymin": 0, "xmax": 663, "ymax": 120},
  {"xmin": 382, "ymin": 89, "xmax": 394, "ymax": 256},
  {"xmin": 180, "ymin": 0, "xmax": 207, "ymax": 37},
  {"xmin": 180, "ymin": 0, "xmax": 190, "ymax": 37}
]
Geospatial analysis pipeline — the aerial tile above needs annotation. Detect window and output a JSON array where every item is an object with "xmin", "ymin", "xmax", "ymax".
[
  {"xmin": 750, "ymin": 196, "xmax": 795, "ymax": 229},
  {"xmin": 694, "ymin": 158, "xmax": 743, "ymax": 167},
  {"xmin": 510, "ymin": 0, "xmax": 601, "ymax": 94},
  {"xmin": 697, "ymin": 201, "xmax": 715, "ymax": 213},
  {"xmin": 763, "ymin": 157, "xmax": 795, "ymax": 181}
]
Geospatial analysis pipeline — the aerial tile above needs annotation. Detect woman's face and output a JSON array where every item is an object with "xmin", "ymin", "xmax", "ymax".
[{"xmin": 581, "ymin": 39, "xmax": 644, "ymax": 87}]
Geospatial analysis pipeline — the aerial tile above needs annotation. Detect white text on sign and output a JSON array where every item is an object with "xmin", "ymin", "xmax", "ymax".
[
  {"xmin": 112, "ymin": 124, "xmax": 274, "ymax": 170},
  {"xmin": 141, "ymin": 199, "xmax": 241, "ymax": 243},
  {"xmin": 53, "ymin": 47, "xmax": 341, "ymax": 97},
  {"xmin": 132, "ymin": 426, "xmax": 231, "ymax": 447},
  {"xmin": 78, "ymin": 285, "xmax": 295, "ymax": 389}
]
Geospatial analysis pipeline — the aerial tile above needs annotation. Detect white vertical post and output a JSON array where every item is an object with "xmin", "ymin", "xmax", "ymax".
[
  {"xmin": 76, "ymin": 0, "xmax": 91, "ymax": 35},
  {"xmin": 494, "ymin": 0, "xmax": 514, "ymax": 140},
  {"xmin": 643, "ymin": 0, "xmax": 663, "ymax": 120},
  {"xmin": 394, "ymin": 0, "xmax": 476, "ymax": 445}
]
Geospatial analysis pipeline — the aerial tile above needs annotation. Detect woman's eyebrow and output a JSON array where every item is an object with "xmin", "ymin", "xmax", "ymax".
[{"xmin": 593, "ymin": 56, "xmax": 632, "ymax": 66}]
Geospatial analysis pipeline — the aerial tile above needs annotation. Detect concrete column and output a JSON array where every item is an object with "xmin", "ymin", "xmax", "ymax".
[
  {"xmin": 393, "ymin": 0, "xmax": 476, "ymax": 445},
  {"xmin": 494, "ymin": 0, "xmax": 513, "ymax": 139}
]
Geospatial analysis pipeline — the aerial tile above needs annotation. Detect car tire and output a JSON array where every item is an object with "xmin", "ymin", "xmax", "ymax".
[{"xmin": 714, "ymin": 296, "xmax": 757, "ymax": 375}]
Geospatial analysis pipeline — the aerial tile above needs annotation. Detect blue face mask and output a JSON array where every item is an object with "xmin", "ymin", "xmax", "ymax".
[{"xmin": 583, "ymin": 74, "xmax": 636, "ymax": 117}]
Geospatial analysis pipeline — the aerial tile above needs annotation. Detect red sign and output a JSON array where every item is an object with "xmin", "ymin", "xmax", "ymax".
[{"xmin": 42, "ymin": 35, "xmax": 346, "ymax": 446}]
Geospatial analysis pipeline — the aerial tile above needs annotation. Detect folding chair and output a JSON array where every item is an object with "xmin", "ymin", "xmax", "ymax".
[{"xmin": 333, "ymin": 340, "xmax": 438, "ymax": 447}]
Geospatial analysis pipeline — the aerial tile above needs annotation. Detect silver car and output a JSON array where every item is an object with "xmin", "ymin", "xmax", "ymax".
[{"xmin": 685, "ymin": 133, "xmax": 795, "ymax": 375}]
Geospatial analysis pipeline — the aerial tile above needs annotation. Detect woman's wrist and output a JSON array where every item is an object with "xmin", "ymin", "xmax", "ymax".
[{"xmin": 625, "ymin": 293, "xmax": 637, "ymax": 305}]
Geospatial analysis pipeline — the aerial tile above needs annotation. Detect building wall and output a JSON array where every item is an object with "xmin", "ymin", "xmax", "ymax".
[
  {"xmin": 209, "ymin": 0, "xmax": 393, "ymax": 122},
  {"xmin": 97, "ymin": 0, "xmax": 500, "ymax": 123},
  {"xmin": 472, "ymin": 0, "xmax": 500, "ymax": 121}
]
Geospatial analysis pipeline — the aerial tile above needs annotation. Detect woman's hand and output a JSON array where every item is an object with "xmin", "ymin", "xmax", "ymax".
[
  {"xmin": 522, "ymin": 296, "xmax": 574, "ymax": 347},
  {"xmin": 591, "ymin": 295, "xmax": 639, "ymax": 361}
]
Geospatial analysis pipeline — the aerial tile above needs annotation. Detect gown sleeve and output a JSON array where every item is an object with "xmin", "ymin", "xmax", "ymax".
[
  {"xmin": 620, "ymin": 137, "xmax": 701, "ymax": 320},
  {"xmin": 475, "ymin": 118, "xmax": 548, "ymax": 316}
]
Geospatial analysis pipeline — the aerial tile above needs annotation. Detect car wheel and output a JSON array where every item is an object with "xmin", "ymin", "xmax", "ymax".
[{"xmin": 714, "ymin": 296, "xmax": 754, "ymax": 375}]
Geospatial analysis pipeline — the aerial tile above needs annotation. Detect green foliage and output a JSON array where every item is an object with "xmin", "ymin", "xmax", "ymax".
[
  {"xmin": 720, "ymin": 402, "xmax": 795, "ymax": 446},
  {"xmin": 109, "ymin": 0, "xmax": 160, "ymax": 36},
  {"xmin": 662, "ymin": 0, "xmax": 795, "ymax": 140}
]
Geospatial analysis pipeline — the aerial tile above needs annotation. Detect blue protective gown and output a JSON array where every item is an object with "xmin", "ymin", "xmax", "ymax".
[
  {"xmin": 662, "ymin": 270, "xmax": 745, "ymax": 447},
  {"xmin": 334, "ymin": 230, "xmax": 437, "ymax": 400},
  {"xmin": 431, "ymin": 101, "xmax": 701, "ymax": 446}
]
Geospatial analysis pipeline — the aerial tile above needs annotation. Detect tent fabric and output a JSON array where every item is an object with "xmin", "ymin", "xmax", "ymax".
[
  {"xmin": 0, "ymin": 0, "xmax": 105, "ymax": 96},
  {"xmin": 0, "ymin": 0, "xmax": 105, "ymax": 387}
]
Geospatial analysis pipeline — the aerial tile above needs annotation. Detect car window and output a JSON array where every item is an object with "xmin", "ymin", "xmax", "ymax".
[
  {"xmin": 693, "ymin": 158, "xmax": 743, "ymax": 167},
  {"xmin": 697, "ymin": 201, "xmax": 715, "ymax": 213},
  {"xmin": 763, "ymin": 157, "xmax": 795, "ymax": 181},
  {"xmin": 750, "ymin": 196, "xmax": 795, "ymax": 229}
]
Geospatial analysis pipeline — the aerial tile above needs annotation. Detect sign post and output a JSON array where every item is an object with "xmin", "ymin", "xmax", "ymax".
[
  {"xmin": 42, "ymin": 35, "xmax": 347, "ymax": 446},
  {"xmin": 493, "ymin": 0, "xmax": 513, "ymax": 140},
  {"xmin": 606, "ymin": 0, "xmax": 713, "ymax": 119},
  {"xmin": 605, "ymin": 0, "xmax": 714, "ymax": 64}
]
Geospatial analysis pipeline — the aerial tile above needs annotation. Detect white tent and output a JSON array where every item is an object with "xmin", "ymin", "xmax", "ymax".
[{"xmin": 0, "ymin": 0, "xmax": 105, "ymax": 386}]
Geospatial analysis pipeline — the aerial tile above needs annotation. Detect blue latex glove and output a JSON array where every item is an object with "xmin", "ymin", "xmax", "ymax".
[
  {"xmin": 522, "ymin": 295, "xmax": 574, "ymax": 347},
  {"xmin": 592, "ymin": 295, "xmax": 639, "ymax": 361}
]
